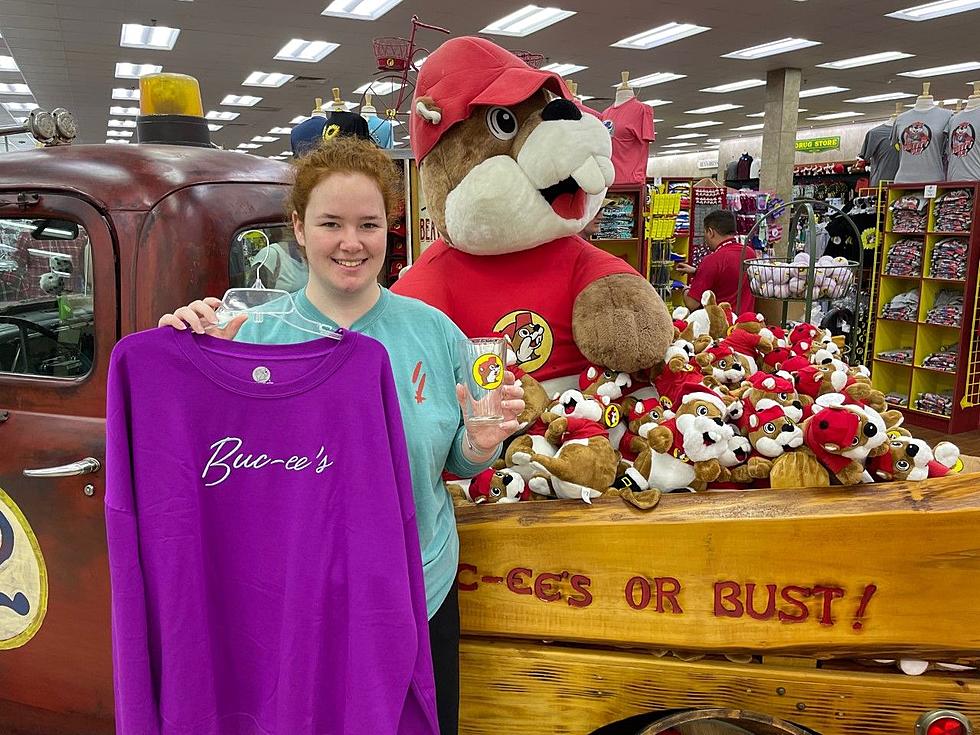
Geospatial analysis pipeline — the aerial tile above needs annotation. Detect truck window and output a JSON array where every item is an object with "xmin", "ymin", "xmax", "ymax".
[
  {"xmin": 230, "ymin": 225, "xmax": 308, "ymax": 293},
  {"xmin": 0, "ymin": 218, "xmax": 93, "ymax": 378}
]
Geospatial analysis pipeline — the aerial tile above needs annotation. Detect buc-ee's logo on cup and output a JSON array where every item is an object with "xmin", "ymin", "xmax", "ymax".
[
  {"xmin": 0, "ymin": 488, "xmax": 47, "ymax": 650},
  {"xmin": 472, "ymin": 354, "xmax": 504, "ymax": 391}
]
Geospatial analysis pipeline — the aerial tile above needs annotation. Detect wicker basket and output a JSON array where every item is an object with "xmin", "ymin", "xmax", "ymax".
[{"xmin": 373, "ymin": 37, "xmax": 412, "ymax": 72}]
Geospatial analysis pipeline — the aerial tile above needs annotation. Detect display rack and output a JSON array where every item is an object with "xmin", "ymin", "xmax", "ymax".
[
  {"xmin": 592, "ymin": 184, "xmax": 646, "ymax": 274},
  {"xmin": 871, "ymin": 181, "xmax": 980, "ymax": 434},
  {"xmin": 645, "ymin": 177, "xmax": 693, "ymax": 306},
  {"xmin": 858, "ymin": 181, "xmax": 891, "ymax": 367}
]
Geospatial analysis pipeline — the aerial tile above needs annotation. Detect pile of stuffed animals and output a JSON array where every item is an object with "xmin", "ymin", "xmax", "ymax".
[
  {"xmin": 450, "ymin": 290, "xmax": 962, "ymax": 507},
  {"xmin": 747, "ymin": 252, "xmax": 856, "ymax": 300}
]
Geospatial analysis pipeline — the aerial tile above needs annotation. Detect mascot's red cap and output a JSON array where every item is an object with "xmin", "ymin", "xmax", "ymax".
[
  {"xmin": 747, "ymin": 372, "xmax": 795, "ymax": 393},
  {"xmin": 410, "ymin": 36, "xmax": 570, "ymax": 162}
]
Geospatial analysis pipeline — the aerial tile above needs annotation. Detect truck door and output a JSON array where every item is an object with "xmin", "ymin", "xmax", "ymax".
[{"xmin": 0, "ymin": 193, "xmax": 116, "ymax": 734}]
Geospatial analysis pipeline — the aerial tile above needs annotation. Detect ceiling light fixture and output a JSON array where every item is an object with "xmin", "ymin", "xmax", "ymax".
[
  {"xmin": 252, "ymin": 135, "xmax": 278, "ymax": 142},
  {"xmin": 0, "ymin": 56, "xmax": 18, "ymax": 72},
  {"xmin": 108, "ymin": 119, "xmax": 137, "ymax": 128},
  {"xmin": 243, "ymin": 72, "xmax": 293, "ymax": 88},
  {"xmin": 898, "ymin": 61, "xmax": 980, "ymax": 77},
  {"xmin": 611, "ymin": 22, "xmax": 710, "ymax": 50},
  {"xmin": 540, "ymin": 62, "xmax": 588, "ymax": 76},
  {"xmin": 685, "ymin": 103, "xmax": 743, "ymax": 114},
  {"xmin": 807, "ymin": 111, "xmax": 865, "ymax": 120},
  {"xmin": 642, "ymin": 99, "xmax": 673, "ymax": 107},
  {"xmin": 817, "ymin": 51, "xmax": 914, "ymax": 69},
  {"xmin": 845, "ymin": 92, "xmax": 915, "ymax": 103},
  {"xmin": 480, "ymin": 5, "xmax": 576, "ymax": 37},
  {"xmin": 615, "ymin": 72, "xmax": 686, "ymax": 88},
  {"xmin": 0, "ymin": 83, "xmax": 31, "ymax": 95},
  {"xmin": 321, "ymin": 0, "xmax": 403, "ymax": 21},
  {"xmin": 887, "ymin": 0, "xmax": 980, "ymax": 21},
  {"xmin": 675, "ymin": 120, "xmax": 725, "ymax": 128},
  {"xmin": 112, "ymin": 88, "xmax": 140, "ymax": 100},
  {"xmin": 722, "ymin": 37, "xmax": 821, "ymax": 60},
  {"xmin": 269, "ymin": 127, "xmax": 293, "ymax": 134},
  {"xmin": 109, "ymin": 105, "xmax": 141, "ymax": 116},
  {"xmin": 706, "ymin": 138, "xmax": 721, "ymax": 143},
  {"xmin": 668, "ymin": 133, "xmax": 708, "ymax": 139},
  {"xmin": 221, "ymin": 94, "xmax": 262, "ymax": 106},
  {"xmin": 106, "ymin": 139, "xmax": 129, "ymax": 145},
  {"xmin": 206, "ymin": 110, "xmax": 240, "ymax": 120},
  {"xmin": 353, "ymin": 80, "xmax": 403, "ymax": 95},
  {"xmin": 799, "ymin": 86, "xmax": 850, "ymax": 98},
  {"xmin": 663, "ymin": 142, "xmax": 697, "ymax": 147},
  {"xmin": 730, "ymin": 123, "xmax": 765, "ymax": 131},
  {"xmin": 120, "ymin": 23, "xmax": 181, "ymax": 51},
  {"xmin": 115, "ymin": 62, "xmax": 163, "ymax": 79},
  {"xmin": 3, "ymin": 102, "xmax": 37, "ymax": 112},
  {"xmin": 274, "ymin": 39, "xmax": 339, "ymax": 63},
  {"xmin": 238, "ymin": 143, "xmax": 262, "ymax": 149},
  {"xmin": 208, "ymin": 124, "xmax": 223, "ymax": 132},
  {"xmin": 106, "ymin": 129, "xmax": 134, "ymax": 137},
  {"xmin": 701, "ymin": 78, "xmax": 766, "ymax": 93}
]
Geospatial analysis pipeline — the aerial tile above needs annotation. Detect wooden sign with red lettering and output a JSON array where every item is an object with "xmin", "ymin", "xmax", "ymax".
[{"xmin": 455, "ymin": 475, "xmax": 980, "ymax": 658}]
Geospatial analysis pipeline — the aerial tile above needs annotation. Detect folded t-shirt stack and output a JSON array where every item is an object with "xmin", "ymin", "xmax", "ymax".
[
  {"xmin": 922, "ymin": 344, "xmax": 959, "ymax": 372},
  {"xmin": 885, "ymin": 391, "xmax": 909, "ymax": 407},
  {"xmin": 877, "ymin": 347, "xmax": 914, "ymax": 364},
  {"xmin": 915, "ymin": 391, "xmax": 955, "ymax": 417},
  {"xmin": 929, "ymin": 238, "xmax": 969, "ymax": 280},
  {"xmin": 885, "ymin": 239, "xmax": 924, "ymax": 276},
  {"xmin": 925, "ymin": 288, "xmax": 964, "ymax": 326},
  {"xmin": 890, "ymin": 194, "xmax": 928, "ymax": 232},
  {"xmin": 880, "ymin": 289, "xmax": 920, "ymax": 321},
  {"xmin": 934, "ymin": 189, "xmax": 974, "ymax": 233}
]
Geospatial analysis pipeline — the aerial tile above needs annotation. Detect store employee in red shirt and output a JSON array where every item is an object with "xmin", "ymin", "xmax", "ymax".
[{"xmin": 677, "ymin": 209, "xmax": 755, "ymax": 312}]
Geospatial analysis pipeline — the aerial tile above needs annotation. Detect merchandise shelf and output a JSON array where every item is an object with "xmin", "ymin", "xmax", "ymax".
[
  {"xmin": 592, "ymin": 184, "xmax": 646, "ymax": 274},
  {"xmin": 871, "ymin": 181, "xmax": 980, "ymax": 433}
]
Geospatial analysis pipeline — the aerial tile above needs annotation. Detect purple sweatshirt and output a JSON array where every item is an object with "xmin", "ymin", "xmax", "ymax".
[{"xmin": 105, "ymin": 327, "xmax": 438, "ymax": 735}]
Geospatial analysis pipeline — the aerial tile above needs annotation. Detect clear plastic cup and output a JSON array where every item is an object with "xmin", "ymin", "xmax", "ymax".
[{"xmin": 458, "ymin": 337, "xmax": 507, "ymax": 427}]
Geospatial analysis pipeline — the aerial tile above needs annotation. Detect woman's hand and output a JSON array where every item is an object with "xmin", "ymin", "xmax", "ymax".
[
  {"xmin": 455, "ymin": 370, "xmax": 525, "ymax": 459},
  {"xmin": 158, "ymin": 297, "xmax": 247, "ymax": 340}
]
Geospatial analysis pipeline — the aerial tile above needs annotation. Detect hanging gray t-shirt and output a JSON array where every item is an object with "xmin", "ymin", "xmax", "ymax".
[
  {"xmin": 860, "ymin": 123, "xmax": 900, "ymax": 186},
  {"xmin": 893, "ymin": 106, "xmax": 952, "ymax": 184},
  {"xmin": 946, "ymin": 108, "xmax": 980, "ymax": 182}
]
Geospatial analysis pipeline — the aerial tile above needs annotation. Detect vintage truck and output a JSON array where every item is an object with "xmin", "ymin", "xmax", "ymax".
[{"xmin": 0, "ymin": 125, "xmax": 977, "ymax": 735}]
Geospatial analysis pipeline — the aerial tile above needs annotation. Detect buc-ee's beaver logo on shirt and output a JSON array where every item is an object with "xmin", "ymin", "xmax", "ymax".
[
  {"xmin": 901, "ymin": 121, "xmax": 932, "ymax": 155},
  {"xmin": 494, "ymin": 310, "xmax": 554, "ymax": 374},
  {"xmin": 0, "ymin": 487, "xmax": 47, "ymax": 650},
  {"xmin": 951, "ymin": 122, "xmax": 976, "ymax": 158}
]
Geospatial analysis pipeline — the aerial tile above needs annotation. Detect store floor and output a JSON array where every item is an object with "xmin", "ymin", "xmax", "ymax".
[{"xmin": 911, "ymin": 426, "xmax": 980, "ymax": 455}]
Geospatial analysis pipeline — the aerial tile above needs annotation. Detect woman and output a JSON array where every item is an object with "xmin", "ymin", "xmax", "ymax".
[{"xmin": 159, "ymin": 136, "xmax": 525, "ymax": 734}]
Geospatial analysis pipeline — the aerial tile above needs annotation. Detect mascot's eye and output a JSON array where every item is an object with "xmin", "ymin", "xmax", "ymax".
[
  {"xmin": 891, "ymin": 440, "xmax": 903, "ymax": 447},
  {"xmin": 764, "ymin": 422, "xmax": 776, "ymax": 434},
  {"xmin": 778, "ymin": 393, "xmax": 788, "ymax": 400},
  {"xmin": 603, "ymin": 370, "xmax": 615, "ymax": 379},
  {"xmin": 864, "ymin": 423, "xmax": 878, "ymax": 438},
  {"xmin": 696, "ymin": 405, "xmax": 708, "ymax": 416},
  {"xmin": 896, "ymin": 460, "xmax": 911, "ymax": 471},
  {"xmin": 851, "ymin": 436, "xmax": 860, "ymax": 446},
  {"xmin": 486, "ymin": 106, "xmax": 519, "ymax": 140}
]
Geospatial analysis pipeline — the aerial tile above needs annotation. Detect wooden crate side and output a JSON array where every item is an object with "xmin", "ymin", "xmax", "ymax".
[
  {"xmin": 459, "ymin": 639, "xmax": 980, "ymax": 735},
  {"xmin": 457, "ymin": 478, "xmax": 980, "ymax": 657}
]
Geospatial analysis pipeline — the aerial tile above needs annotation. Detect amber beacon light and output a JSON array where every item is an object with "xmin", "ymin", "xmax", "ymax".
[{"xmin": 136, "ymin": 73, "xmax": 211, "ymax": 147}]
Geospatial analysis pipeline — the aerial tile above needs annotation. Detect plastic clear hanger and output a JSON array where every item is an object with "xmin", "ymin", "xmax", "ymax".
[{"xmin": 211, "ymin": 230, "xmax": 342, "ymax": 340}]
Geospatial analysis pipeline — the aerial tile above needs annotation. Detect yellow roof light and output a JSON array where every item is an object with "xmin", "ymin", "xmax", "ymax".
[{"xmin": 139, "ymin": 73, "xmax": 204, "ymax": 117}]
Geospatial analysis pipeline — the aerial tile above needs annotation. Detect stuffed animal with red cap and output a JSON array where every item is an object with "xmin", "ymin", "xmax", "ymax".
[
  {"xmin": 733, "ymin": 371, "xmax": 807, "ymax": 430},
  {"xmin": 618, "ymin": 399, "xmax": 673, "ymax": 462},
  {"xmin": 721, "ymin": 312, "xmax": 774, "ymax": 366},
  {"xmin": 867, "ymin": 435, "xmax": 962, "ymax": 482},
  {"xmin": 392, "ymin": 36, "xmax": 673, "ymax": 397},
  {"xmin": 447, "ymin": 467, "xmax": 534, "ymax": 506}
]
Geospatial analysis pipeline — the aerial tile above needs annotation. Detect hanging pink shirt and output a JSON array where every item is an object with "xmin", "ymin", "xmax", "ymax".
[{"xmin": 600, "ymin": 97, "xmax": 656, "ymax": 185}]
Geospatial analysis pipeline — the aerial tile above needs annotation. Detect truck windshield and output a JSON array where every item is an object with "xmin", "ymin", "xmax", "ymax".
[{"xmin": 0, "ymin": 218, "xmax": 94, "ymax": 378}]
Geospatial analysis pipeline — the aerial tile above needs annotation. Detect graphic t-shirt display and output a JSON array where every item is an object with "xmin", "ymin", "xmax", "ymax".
[
  {"xmin": 859, "ymin": 122, "xmax": 901, "ymax": 186},
  {"xmin": 947, "ymin": 108, "xmax": 980, "ymax": 181},
  {"xmin": 600, "ymin": 97, "xmax": 655, "ymax": 185},
  {"xmin": 367, "ymin": 115, "xmax": 395, "ymax": 149},
  {"xmin": 893, "ymin": 106, "xmax": 952, "ymax": 183},
  {"xmin": 105, "ymin": 327, "xmax": 438, "ymax": 735},
  {"xmin": 392, "ymin": 235, "xmax": 638, "ymax": 387}
]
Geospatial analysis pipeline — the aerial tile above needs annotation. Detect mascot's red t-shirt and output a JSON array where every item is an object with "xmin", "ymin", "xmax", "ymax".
[{"xmin": 392, "ymin": 235, "xmax": 638, "ymax": 383}]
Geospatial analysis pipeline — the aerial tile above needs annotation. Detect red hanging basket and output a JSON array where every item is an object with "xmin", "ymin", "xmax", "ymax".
[
  {"xmin": 512, "ymin": 50, "xmax": 545, "ymax": 68},
  {"xmin": 373, "ymin": 37, "xmax": 412, "ymax": 72}
]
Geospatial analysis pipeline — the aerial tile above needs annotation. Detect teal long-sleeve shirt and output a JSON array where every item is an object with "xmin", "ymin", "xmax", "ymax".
[{"xmin": 235, "ymin": 286, "xmax": 497, "ymax": 618}]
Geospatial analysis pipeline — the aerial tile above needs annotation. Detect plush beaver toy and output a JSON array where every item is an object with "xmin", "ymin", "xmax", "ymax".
[{"xmin": 391, "ymin": 37, "xmax": 673, "ymax": 394}]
